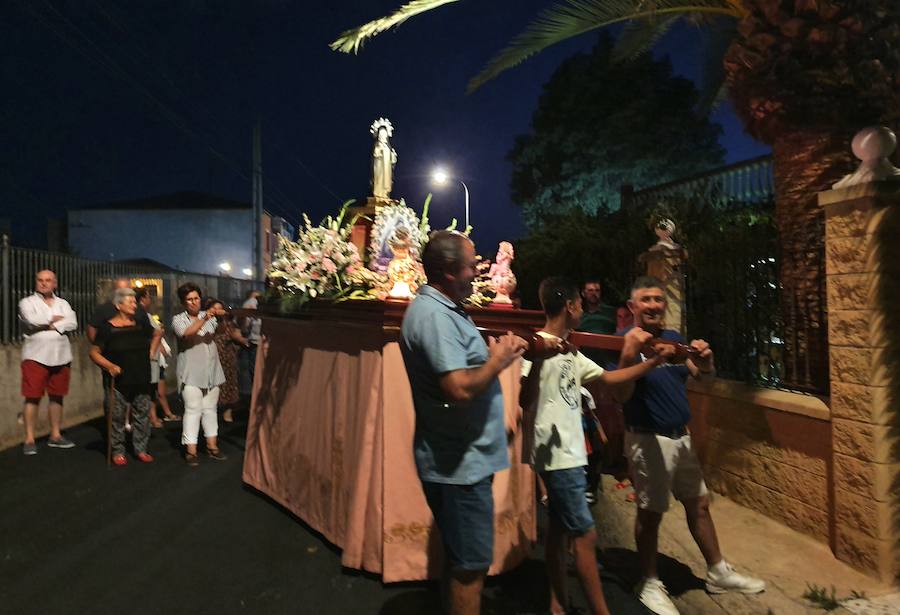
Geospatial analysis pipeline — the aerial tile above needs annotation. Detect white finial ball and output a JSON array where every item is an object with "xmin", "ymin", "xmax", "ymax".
[{"xmin": 851, "ymin": 126, "xmax": 896, "ymax": 162}]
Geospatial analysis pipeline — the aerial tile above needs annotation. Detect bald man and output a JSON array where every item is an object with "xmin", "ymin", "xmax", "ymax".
[{"xmin": 19, "ymin": 269, "xmax": 78, "ymax": 455}]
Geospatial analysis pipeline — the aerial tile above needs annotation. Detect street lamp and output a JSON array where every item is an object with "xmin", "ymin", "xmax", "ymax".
[
  {"xmin": 219, "ymin": 262, "xmax": 232, "ymax": 275},
  {"xmin": 242, "ymin": 267, "xmax": 253, "ymax": 277},
  {"xmin": 431, "ymin": 167, "xmax": 469, "ymax": 230}
]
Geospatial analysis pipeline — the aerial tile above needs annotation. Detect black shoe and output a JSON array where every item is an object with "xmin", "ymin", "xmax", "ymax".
[{"xmin": 207, "ymin": 447, "xmax": 227, "ymax": 461}]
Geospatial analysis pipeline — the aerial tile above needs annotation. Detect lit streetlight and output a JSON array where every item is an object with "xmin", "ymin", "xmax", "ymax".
[
  {"xmin": 242, "ymin": 267, "xmax": 253, "ymax": 277},
  {"xmin": 219, "ymin": 262, "xmax": 232, "ymax": 274},
  {"xmin": 431, "ymin": 167, "xmax": 469, "ymax": 231}
]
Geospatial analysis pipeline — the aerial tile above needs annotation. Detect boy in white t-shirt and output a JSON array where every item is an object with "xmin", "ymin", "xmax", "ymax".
[{"xmin": 520, "ymin": 277, "xmax": 674, "ymax": 615}]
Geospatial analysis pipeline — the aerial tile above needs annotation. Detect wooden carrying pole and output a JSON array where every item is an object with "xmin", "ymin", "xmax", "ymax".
[{"xmin": 106, "ymin": 376, "xmax": 115, "ymax": 467}]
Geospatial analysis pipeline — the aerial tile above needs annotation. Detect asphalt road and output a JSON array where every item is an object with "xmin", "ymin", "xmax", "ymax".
[{"xmin": 0, "ymin": 410, "xmax": 650, "ymax": 615}]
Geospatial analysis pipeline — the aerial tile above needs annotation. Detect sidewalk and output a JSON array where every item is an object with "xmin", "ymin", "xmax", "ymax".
[{"xmin": 594, "ymin": 475, "xmax": 897, "ymax": 614}]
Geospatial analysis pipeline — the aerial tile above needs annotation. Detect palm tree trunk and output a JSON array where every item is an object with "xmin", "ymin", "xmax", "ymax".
[{"xmin": 772, "ymin": 130, "xmax": 854, "ymax": 393}]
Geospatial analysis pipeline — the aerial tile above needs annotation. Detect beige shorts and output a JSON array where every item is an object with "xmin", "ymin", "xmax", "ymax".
[{"xmin": 625, "ymin": 431, "xmax": 708, "ymax": 513}]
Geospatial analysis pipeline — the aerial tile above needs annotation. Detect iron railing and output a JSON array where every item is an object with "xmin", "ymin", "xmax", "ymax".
[
  {"xmin": 0, "ymin": 236, "xmax": 261, "ymax": 344},
  {"xmin": 628, "ymin": 155, "xmax": 774, "ymax": 212},
  {"xmin": 622, "ymin": 155, "xmax": 822, "ymax": 391}
]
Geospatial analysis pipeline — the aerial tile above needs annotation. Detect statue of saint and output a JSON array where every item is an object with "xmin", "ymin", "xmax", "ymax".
[{"xmin": 371, "ymin": 118, "xmax": 397, "ymax": 200}]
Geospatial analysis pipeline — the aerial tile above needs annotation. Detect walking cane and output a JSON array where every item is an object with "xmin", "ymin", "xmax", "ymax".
[{"xmin": 106, "ymin": 375, "xmax": 115, "ymax": 467}]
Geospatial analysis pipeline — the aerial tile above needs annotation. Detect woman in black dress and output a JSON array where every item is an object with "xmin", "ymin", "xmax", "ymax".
[{"xmin": 89, "ymin": 287, "xmax": 161, "ymax": 466}]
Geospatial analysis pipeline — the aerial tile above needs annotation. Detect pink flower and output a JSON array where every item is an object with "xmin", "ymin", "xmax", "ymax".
[{"xmin": 322, "ymin": 258, "xmax": 337, "ymax": 274}]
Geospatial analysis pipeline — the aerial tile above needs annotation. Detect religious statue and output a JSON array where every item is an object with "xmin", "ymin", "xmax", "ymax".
[
  {"xmin": 386, "ymin": 227, "xmax": 424, "ymax": 299},
  {"xmin": 488, "ymin": 241, "xmax": 517, "ymax": 305},
  {"xmin": 371, "ymin": 118, "xmax": 397, "ymax": 200},
  {"xmin": 651, "ymin": 217, "xmax": 679, "ymax": 251},
  {"xmin": 641, "ymin": 215, "xmax": 688, "ymax": 335}
]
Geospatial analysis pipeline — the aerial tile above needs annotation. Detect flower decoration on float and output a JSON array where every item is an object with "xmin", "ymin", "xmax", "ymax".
[{"xmin": 267, "ymin": 201, "xmax": 387, "ymax": 309}]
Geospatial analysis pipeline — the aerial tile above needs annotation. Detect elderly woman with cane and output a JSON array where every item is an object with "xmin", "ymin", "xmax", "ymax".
[
  {"xmin": 172, "ymin": 282, "xmax": 227, "ymax": 466},
  {"xmin": 90, "ymin": 287, "xmax": 161, "ymax": 466}
]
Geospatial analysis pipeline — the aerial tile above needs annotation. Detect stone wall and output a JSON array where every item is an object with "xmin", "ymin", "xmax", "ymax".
[
  {"xmin": 0, "ymin": 338, "xmax": 105, "ymax": 451},
  {"xmin": 0, "ymin": 337, "xmax": 178, "ymax": 452},
  {"xmin": 687, "ymin": 378, "xmax": 833, "ymax": 543}
]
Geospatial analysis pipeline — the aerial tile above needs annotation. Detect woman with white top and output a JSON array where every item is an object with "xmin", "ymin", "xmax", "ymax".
[
  {"xmin": 134, "ymin": 287, "xmax": 178, "ymax": 427},
  {"xmin": 172, "ymin": 282, "xmax": 227, "ymax": 466}
]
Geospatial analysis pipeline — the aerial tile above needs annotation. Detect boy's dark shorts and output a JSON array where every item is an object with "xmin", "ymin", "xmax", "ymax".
[
  {"xmin": 541, "ymin": 466, "xmax": 594, "ymax": 535},
  {"xmin": 422, "ymin": 475, "xmax": 494, "ymax": 571}
]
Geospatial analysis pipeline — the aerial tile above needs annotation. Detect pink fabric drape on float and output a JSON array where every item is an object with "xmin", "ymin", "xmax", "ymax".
[{"xmin": 242, "ymin": 317, "xmax": 536, "ymax": 582}]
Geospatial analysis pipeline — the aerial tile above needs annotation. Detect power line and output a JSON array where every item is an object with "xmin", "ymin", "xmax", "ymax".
[
  {"xmin": 22, "ymin": 0, "xmax": 304, "ymax": 225},
  {"xmin": 87, "ymin": 0, "xmax": 344, "ymax": 207}
]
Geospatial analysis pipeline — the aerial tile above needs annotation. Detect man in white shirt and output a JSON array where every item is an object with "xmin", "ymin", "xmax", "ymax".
[{"xmin": 19, "ymin": 269, "xmax": 78, "ymax": 455}]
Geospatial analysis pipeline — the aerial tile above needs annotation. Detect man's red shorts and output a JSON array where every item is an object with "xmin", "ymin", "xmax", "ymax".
[{"xmin": 21, "ymin": 360, "xmax": 71, "ymax": 398}]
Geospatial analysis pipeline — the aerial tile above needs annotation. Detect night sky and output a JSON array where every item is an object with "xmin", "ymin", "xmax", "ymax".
[{"xmin": 1, "ymin": 1, "xmax": 769, "ymax": 253}]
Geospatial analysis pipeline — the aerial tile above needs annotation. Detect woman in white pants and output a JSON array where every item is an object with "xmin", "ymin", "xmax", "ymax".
[{"xmin": 172, "ymin": 282, "xmax": 227, "ymax": 466}]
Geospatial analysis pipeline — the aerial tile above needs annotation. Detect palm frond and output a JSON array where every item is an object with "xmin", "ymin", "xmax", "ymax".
[
  {"xmin": 466, "ymin": 0, "xmax": 743, "ymax": 93},
  {"xmin": 612, "ymin": 13, "xmax": 680, "ymax": 63},
  {"xmin": 330, "ymin": 0, "xmax": 463, "ymax": 54}
]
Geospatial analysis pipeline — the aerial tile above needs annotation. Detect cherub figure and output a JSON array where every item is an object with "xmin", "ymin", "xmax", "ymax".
[{"xmin": 488, "ymin": 241, "xmax": 517, "ymax": 304}]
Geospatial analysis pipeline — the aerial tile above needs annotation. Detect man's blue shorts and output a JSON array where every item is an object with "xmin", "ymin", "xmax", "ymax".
[
  {"xmin": 422, "ymin": 475, "xmax": 494, "ymax": 571},
  {"xmin": 541, "ymin": 466, "xmax": 595, "ymax": 535}
]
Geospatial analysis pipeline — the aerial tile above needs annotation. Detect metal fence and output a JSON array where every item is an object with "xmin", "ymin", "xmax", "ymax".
[
  {"xmin": 623, "ymin": 155, "xmax": 810, "ymax": 391},
  {"xmin": 627, "ymin": 155, "xmax": 774, "ymax": 212},
  {"xmin": 1, "ymin": 236, "xmax": 262, "ymax": 344}
]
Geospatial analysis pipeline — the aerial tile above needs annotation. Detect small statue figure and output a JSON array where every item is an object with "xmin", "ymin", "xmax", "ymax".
[
  {"xmin": 488, "ymin": 241, "xmax": 517, "ymax": 305},
  {"xmin": 371, "ymin": 118, "xmax": 397, "ymax": 200},
  {"xmin": 386, "ymin": 228, "xmax": 423, "ymax": 299},
  {"xmin": 650, "ymin": 217, "xmax": 679, "ymax": 251}
]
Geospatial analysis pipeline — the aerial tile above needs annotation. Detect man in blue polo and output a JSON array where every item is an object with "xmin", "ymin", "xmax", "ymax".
[
  {"xmin": 617, "ymin": 276, "xmax": 765, "ymax": 615},
  {"xmin": 401, "ymin": 230, "xmax": 527, "ymax": 615}
]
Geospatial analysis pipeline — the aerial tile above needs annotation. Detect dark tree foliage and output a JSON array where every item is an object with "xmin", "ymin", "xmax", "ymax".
[
  {"xmin": 513, "ymin": 206, "xmax": 650, "ymax": 311},
  {"xmin": 508, "ymin": 33, "xmax": 726, "ymax": 227}
]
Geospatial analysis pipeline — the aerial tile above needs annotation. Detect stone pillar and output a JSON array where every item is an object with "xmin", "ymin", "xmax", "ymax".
[
  {"xmin": 821, "ymin": 128, "xmax": 900, "ymax": 581},
  {"xmin": 639, "ymin": 246, "xmax": 687, "ymax": 337}
]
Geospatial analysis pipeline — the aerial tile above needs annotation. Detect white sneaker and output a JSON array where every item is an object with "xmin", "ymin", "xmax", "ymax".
[
  {"xmin": 706, "ymin": 561, "xmax": 766, "ymax": 594},
  {"xmin": 635, "ymin": 578, "xmax": 680, "ymax": 615}
]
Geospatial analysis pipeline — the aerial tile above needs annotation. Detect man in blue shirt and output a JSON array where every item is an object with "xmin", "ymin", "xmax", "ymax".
[
  {"xmin": 618, "ymin": 276, "xmax": 765, "ymax": 615},
  {"xmin": 401, "ymin": 231, "xmax": 527, "ymax": 615}
]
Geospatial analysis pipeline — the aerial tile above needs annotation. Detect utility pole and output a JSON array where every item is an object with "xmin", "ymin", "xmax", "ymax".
[{"xmin": 252, "ymin": 119, "xmax": 264, "ymax": 281}]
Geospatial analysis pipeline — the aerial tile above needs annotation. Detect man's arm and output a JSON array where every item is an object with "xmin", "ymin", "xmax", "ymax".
[
  {"xmin": 18, "ymin": 298, "xmax": 54, "ymax": 334},
  {"xmin": 609, "ymin": 327, "xmax": 654, "ymax": 402},
  {"xmin": 685, "ymin": 339, "xmax": 715, "ymax": 380},
  {"xmin": 438, "ymin": 333, "xmax": 526, "ymax": 403},
  {"xmin": 53, "ymin": 300, "xmax": 78, "ymax": 334}
]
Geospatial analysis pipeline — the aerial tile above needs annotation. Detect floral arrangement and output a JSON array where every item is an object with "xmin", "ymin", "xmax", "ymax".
[
  {"xmin": 267, "ymin": 195, "xmax": 489, "ymax": 309},
  {"xmin": 268, "ymin": 202, "xmax": 385, "ymax": 308},
  {"xmin": 464, "ymin": 257, "xmax": 495, "ymax": 307}
]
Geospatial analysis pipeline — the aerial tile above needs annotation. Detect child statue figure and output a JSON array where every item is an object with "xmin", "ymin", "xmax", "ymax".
[
  {"xmin": 386, "ymin": 228, "xmax": 423, "ymax": 300},
  {"xmin": 488, "ymin": 241, "xmax": 517, "ymax": 305}
]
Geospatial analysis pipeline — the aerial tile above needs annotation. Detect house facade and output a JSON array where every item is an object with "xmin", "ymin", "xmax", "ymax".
[{"xmin": 67, "ymin": 191, "xmax": 294, "ymax": 278}]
